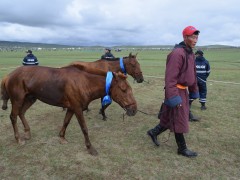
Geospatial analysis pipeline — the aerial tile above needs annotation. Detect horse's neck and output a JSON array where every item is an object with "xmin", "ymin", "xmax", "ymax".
[
  {"xmin": 87, "ymin": 76, "xmax": 106, "ymax": 100},
  {"xmin": 107, "ymin": 60, "xmax": 122, "ymax": 72}
]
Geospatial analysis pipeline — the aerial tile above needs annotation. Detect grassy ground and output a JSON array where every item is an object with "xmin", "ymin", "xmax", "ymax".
[{"xmin": 0, "ymin": 48, "xmax": 240, "ymax": 179}]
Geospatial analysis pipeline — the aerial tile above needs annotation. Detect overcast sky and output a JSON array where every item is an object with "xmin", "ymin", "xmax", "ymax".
[{"xmin": 0, "ymin": 0, "xmax": 239, "ymax": 46}]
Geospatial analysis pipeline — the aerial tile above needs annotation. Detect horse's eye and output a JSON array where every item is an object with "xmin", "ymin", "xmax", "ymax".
[{"xmin": 130, "ymin": 61, "xmax": 136, "ymax": 67}]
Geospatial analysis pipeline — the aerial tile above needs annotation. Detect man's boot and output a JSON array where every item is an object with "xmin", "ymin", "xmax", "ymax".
[
  {"xmin": 189, "ymin": 111, "xmax": 201, "ymax": 121},
  {"xmin": 201, "ymin": 102, "xmax": 207, "ymax": 110},
  {"xmin": 175, "ymin": 133, "xmax": 198, "ymax": 158},
  {"xmin": 147, "ymin": 124, "xmax": 167, "ymax": 146},
  {"xmin": 189, "ymin": 100, "xmax": 200, "ymax": 121}
]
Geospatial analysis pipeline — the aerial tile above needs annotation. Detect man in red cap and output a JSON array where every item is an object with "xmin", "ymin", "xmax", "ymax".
[{"xmin": 147, "ymin": 26, "xmax": 200, "ymax": 158}]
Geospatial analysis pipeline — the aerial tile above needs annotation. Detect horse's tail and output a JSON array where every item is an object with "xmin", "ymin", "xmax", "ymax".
[{"xmin": 1, "ymin": 75, "xmax": 9, "ymax": 110}]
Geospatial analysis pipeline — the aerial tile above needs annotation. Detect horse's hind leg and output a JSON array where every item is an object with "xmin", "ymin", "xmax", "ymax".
[
  {"xmin": 19, "ymin": 97, "xmax": 36, "ymax": 140},
  {"xmin": 10, "ymin": 102, "xmax": 24, "ymax": 145},
  {"xmin": 59, "ymin": 109, "xmax": 74, "ymax": 144},
  {"xmin": 75, "ymin": 110, "xmax": 98, "ymax": 156}
]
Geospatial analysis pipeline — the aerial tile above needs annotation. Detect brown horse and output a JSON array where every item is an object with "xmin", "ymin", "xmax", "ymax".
[
  {"xmin": 1, "ymin": 64, "xmax": 137, "ymax": 156},
  {"xmin": 69, "ymin": 53, "xmax": 143, "ymax": 83},
  {"xmin": 68, "ymin": 53, "xmax": 143, "ymax": 120}
]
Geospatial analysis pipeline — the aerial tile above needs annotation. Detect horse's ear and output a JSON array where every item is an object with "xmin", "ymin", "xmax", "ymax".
[
  {"xmin": 117, "ymin": 72, "xmax": 127, "ymax": 79},
  {"xmin": 113, "ymin": 71, "xmax": 127, "ymax": 79},
  {"xmin": 129, "ymin": 52, "xmax": 132, "ymax": 58}
]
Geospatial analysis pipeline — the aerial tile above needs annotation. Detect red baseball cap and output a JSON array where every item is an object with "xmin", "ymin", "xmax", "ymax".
[{"xmin": 182, "ymin": 26, "xmax": 200, "ymax": 36}]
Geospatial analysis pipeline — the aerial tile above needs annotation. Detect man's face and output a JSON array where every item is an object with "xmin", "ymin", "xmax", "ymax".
[{"xmin": 184, "ymin": 34, "xmax": 198, "ymax": 48}]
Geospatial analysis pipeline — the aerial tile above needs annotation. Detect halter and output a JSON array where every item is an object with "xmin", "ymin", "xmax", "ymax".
[
  {"xmin": 119, "ymin": 57, "xmax": 126, "ymax": 75},
  {"xmin": 102, "ymin": 71, "xmax": 113, "ymax": 106}
]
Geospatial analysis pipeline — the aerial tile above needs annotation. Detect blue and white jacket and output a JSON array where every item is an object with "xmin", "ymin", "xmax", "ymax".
[
  {"xmin": 22, "ymin": 54, "xmax": 39, "ymax": 65},
  {"xmin": 195, "ymin": 56, "xmax": 210, "ymax": 81}
]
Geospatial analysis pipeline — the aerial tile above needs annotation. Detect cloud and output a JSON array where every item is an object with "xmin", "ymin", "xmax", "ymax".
[{"xmin": 0, "ymin": 0, "xmax": 239, "ymax": 46}]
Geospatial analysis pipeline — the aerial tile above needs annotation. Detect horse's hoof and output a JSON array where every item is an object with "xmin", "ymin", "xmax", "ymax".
[
  {"xmin": 24, "ymin": 132, "xmax": 31, "ymax": 140},
  {"xmin": 17, "ymin": 139, "xmax": 25, "ymax": 146},
  {"xmin": 101, "ymin": 116, "xmax": 107, "ymax": 121},
  {"xmin": 59, "ymin": 137, "xmax": 68, "ymax": 144},
  {"xmin": 88, "ymin": 147, "xmax": 98, "ymax": 156},
  {"xmin": 2, "ymin": 105, "xmax": 7, "ymax": 110}
]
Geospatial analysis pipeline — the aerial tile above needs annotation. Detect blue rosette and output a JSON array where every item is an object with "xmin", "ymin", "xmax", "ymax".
[{"xmin": 102, "ymin": 71, "xmax": 113, "ymax": 106}]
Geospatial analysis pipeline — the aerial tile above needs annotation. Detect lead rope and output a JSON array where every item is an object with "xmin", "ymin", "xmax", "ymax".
[{"xmin": 121, "ymin": 107, "xmax": 172, "ymax": 143}]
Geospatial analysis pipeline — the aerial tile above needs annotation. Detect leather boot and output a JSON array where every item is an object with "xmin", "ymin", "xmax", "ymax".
[
  {"xmin": 147, "ymin": 124, "xmax": 167, "ymax": 146},
  {"xmin": 201, "ymin": 102, "xmax": 207, "ymax": 110},
  {"xmin": 189, "ymin": 100, "xmax": 201, "ymax": 121},
  {"xmin": 175, "ymin": 133, "xmax": 198, "ymax": 158},
  {"xmin": 189, "ymin": 111, "xmax": 201, "ymax": 121}
]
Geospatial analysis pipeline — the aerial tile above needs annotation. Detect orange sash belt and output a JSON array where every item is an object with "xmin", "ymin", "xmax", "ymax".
[{"xmin": 176, "ymin": 84, "xmax": 187, "ymax": 89}]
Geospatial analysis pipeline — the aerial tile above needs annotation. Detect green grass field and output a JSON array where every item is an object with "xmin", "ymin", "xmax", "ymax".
[{"xmin": 0, "ymin": 48, "xmax": 240, "ymax": 179}]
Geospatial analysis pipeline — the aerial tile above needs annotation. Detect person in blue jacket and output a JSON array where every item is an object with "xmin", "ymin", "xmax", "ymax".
[
  {"xmin": 195, "ymin": 50, "xmax": 211, "ymax": 110},
  {"xmin": 22, "ymin": 50, "xmax": 39, "ymax": 65},
  {"xmin": 101, "ymin": 48, "xmax": 115, "ymax": 60}
]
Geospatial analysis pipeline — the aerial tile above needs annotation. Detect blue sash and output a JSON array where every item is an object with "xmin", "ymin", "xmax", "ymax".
[
  {"xmin": 102, "ymin": 71, "xmax": 113, "ymax": 106},
  {"xmin": 120, "ymin": 57, "xmax": 126, "ymax": 75}
]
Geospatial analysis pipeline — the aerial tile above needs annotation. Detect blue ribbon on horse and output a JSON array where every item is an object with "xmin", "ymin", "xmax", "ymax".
[
  {"xmin": 120, "ymin": 57, "xmax": 126, "ymax": 75},
  {"xmin": 102, "ymin": 71, "xmax": 113, "ymax": 106}
]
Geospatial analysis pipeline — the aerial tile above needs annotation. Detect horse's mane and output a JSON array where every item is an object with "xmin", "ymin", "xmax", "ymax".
[
  {"xmin": 65, "ymin": 63, "xmax": 107, "ymax": 77},
  {"xmin": 65, "ymin": 63, "xmax": 127, "ymax": 80},
  {"xmin": 100, "ymin": 55, "xmax": 136, "ymax": 61},
  {"xmin": 101, "ymin": 58, "xmax": 120, "ymax": 61}
]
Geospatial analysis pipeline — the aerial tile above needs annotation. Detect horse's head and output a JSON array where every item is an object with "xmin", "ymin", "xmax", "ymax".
[
  {"xmin": 110, "ymin": 72, "xmax": 137, "ymax": 116},
  {"xmin": 124, "ymin": 53, "xmax": 144, "ymax": 83}
]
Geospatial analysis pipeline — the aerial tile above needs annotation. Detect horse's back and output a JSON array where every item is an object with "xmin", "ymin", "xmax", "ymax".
[
  {"xmin": 6, "ymin": 66, "xmax": 104, "ymax": 108},
  {"xmin": 70, "ymin": 60, "xmax": 111, "ymax": 72}
]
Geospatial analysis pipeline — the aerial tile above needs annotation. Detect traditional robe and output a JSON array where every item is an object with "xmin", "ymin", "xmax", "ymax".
[{"xmin": 159, "ymin": 42, "xmax": 199, "ymax": 133}]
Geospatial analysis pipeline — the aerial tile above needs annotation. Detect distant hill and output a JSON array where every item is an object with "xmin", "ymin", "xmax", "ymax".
[
  {"xmin": 0, "ymin": 41, "xmax": 76, "ymax": 48},
  {"xmin": 0, "ymin": 40, "xmax": 238, "ymax": 50}
]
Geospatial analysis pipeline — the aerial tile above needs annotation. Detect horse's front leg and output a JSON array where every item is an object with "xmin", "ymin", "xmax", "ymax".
[
  {"xmin": 59, "ymin": 109, "xmax": 74, "ymax": 144},
  {"xmin": 74, "ymin": 110, "xmax": 98, "ymax": 156},
  {"xmin": 99, "ymin": 99, "xmax": 110, "ymax": 120}
]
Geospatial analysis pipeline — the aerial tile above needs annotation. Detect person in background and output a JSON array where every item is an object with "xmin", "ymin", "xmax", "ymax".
[
  {"xmin": 147, "ymin": 26, "xmax": 200, "ymax": 158},
  {"xmin": 101, "ymin": 48, "xmax": 115, "ymax": 60},
  {"xmin": 22, "ymin": 50, "xmax": 39, "ymax": 65},
  {"xmin": 195, "ymin": 50, "xmax": 211, "ymax": 110}
]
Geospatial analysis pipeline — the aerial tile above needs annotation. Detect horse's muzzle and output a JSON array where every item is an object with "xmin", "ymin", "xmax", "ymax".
[
  {"xmin": 125, "ymin": 104, "xmax": 137, "ymax": 116},
  {"xmin": 135, "ymin": 74, "xmax": 144, "ymax": 83},
  {"xmin": 136, "ymin": 78, "xmax": 144, "ymax": 83}
]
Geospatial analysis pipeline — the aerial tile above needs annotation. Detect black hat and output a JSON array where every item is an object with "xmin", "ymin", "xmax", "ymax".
[
  {"xmin": 105, "ymin": 47, "xmax": 111, "ymax": 51},
  {"xmin": 26, "ymin": 50, "xmax": 32, "ymax": 53},
  {"xmin": 195, "ymin": 50, "xmax": 203, "ymax": 56}
]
